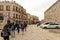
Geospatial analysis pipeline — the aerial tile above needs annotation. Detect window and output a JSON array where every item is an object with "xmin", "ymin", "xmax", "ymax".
[
  {"xmin": 16, "ymin": 14, "xmax": 18, "ymax": 19},
  {"xmin": 19, "ymin": 21, "xmax": 20, "ymax": 24},
  {"xmin": 6, "ymin": 12, "xmax": 10, "ymax": 19},
  {"xmin": 0, "ymin": 20, "xmax": 3, "ymax": 23},
  {"xmin": 16, "ymin": 7, "xmax": 18, "ymax": 12},
  {"xmin": 16, "ymin": 20, "xmax": 18, "ymax": 23},
  {"xmin": 6, "ymin": 6, "xmax": 10, "ymax": 11},
  {"xmin": 13, "ymin": 6, "xmax": 16, "ymax": 11},
  {"xmin": 19, "ymin": 8, "xmax": 20, "ymax": 13},
  {"xmin": 13, "ymin": 14, "xmax": 15, "ymax": 18},
  {"xmin": 0, "ymin": 13, "xmax": 4, "ymax": 20},
  {"xmin": 19, "ymin": 15, "xmax": 20, "ymax": 19},
  {"xmin": 0, "ymin": 5, "xmax": 3, "ymax": 11}
]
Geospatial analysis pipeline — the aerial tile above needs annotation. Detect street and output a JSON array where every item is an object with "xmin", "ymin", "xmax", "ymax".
[{"xmin": 0, "ymin": 25, "xmax": 60, "ymax": 40}]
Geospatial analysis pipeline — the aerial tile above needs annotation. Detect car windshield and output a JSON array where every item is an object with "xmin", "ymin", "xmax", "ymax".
[
  {"xmin": 44, "ymin": 23, "xmax": 49, "ymax": 25},
  {"xmin": 50, "ymin": 23, "xmax": 59, "ymax": 25}
]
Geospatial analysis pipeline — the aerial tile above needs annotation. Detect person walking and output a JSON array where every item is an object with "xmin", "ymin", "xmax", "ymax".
[
  {"xmin": 1, "ymin": 20, "xmax": 11, "ymax": 40},
  {"xmin": 24, "ymin": 22, "xmax": 27, "ymax": 31},
  {"xmin": 15, "ymin": 22, "xmax": 20, "ymax": 34},
  {"xmin": 21, "ymin": 22, "xmax": 25, "ymax": 35},
  {"xmin": 11, "ymin": 22, "xmax": 15, "ymax": 38}
]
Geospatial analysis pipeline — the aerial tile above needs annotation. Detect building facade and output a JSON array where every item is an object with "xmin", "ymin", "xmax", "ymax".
[
  {"xmin": 0, "ymin": 1, "xmax": 27, "ymax": 29},
  {"xmin": 27, "ymin": 14, "xmax": 39, "ymax": 24},
  {"xmin": 0, "ymin": 1, "xmax": 39, "ymax": 29},
  {"xmin": 27, "ymin": 13, "xmax": 32, "ymax": 24},
  {"xmin": 33, "ymin": 16, "xmax": 39, "ymax": 24},
  {"xmin": 44, "ymin": 0, "xmax": 60, "ymax": 24}
]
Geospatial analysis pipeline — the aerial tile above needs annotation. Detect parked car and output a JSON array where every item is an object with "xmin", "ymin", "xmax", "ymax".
[
  {"xmin": 37, "ymin": 22, "xmax": 41, "ymax": 26},
  {"xmin": 40, "ymin": 22, "xmax": 49, "ymax": 28},
  {"xmin": 40, "ymin": 22, "xmax": 60, "ymax": 29}
]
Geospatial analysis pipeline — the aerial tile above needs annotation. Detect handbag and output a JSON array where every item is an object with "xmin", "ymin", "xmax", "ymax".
[
  {"xmin": 1, "ymin": 31, "xmax": 3, "ymax": 37},
  {"xmin": 8, "ymin": 32, "xmax": 11, "ymax": 35}
]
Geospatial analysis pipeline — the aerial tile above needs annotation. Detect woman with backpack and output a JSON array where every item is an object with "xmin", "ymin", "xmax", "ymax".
[{"xmin": 21, "ymin": 22, "xmax": 25, "ymax": 35}]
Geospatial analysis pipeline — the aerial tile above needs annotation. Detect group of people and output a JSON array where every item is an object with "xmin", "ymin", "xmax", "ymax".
[{"xmin": 1, "ymin": 20, "xmax": 27, "ymax": 40}]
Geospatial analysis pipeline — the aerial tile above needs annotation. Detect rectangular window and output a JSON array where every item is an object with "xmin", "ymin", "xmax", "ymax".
[
  {"xmin": 16, "ymin": 14, "xmax": 18, "ymax": 19},
  {"xmin": 19, "ymin": 15, "xmax": 20, "ymax": 19},
  {"xmin": 13, "ymin": 14, "xmax": 15, "ymax": 18},
  {"xmin": 0, "ymin": 13, "xmax": 4, "ymax": 20},
  {"xmin": 16, "ymin": 7, "xmax": 19, "ymax": 12},
  {"xmin": 6, "ymin": 6, "xmax": 10, "ymax": 11},
  {"xmin": 0, "ymin": 5, "xmax": 3, "ymax": 11},
  {"xmin": 13, "ymin": 6, "xmax": 16, "ymax": 11},
  {"xmin": 6, "ymin": 12, "xmax": 10, "ymax": 19},
  {"xmin": 19, "ymin": 8, "xmax": 21, "ymax": 13},
  {"xmin": 16, "ymin": 7, "xmax": 18, "ymax": 12},
  {"xmin": 19, "ymin": 21, "xmax": 20, "ymax": 24},
  {"xmin": 0, "ymin": 20, "xmax": 3, "ymax": 23}
]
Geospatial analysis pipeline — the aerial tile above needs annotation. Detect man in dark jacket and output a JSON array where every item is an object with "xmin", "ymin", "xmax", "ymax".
[
  {"xmin": 15, "ymin": 22, "xmax": 20, "ymax": 34},
  {"xmin": 24, "ymin": 22, "xmax": 27, "ymax": 31},
  {"xmin": 2, "ymin": 20, "xmax": 11, "ymax": 40}
]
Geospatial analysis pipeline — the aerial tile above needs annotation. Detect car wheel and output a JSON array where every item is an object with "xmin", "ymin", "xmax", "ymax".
[
  {"xmin": 56, "ymin": 26, "xmax": 59, "ymax": 29},
  {"xmin": 44, "ymin": 27, "xmax": 47, "ymax": 29}
]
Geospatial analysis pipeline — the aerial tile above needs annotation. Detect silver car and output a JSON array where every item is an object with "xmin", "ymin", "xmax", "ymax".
[{"xmin": 40, "ymin": 22, "xmax": 60, "ymax": 29}]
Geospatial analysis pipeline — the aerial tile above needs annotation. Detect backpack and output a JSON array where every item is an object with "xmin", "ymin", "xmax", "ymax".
[
  {"xmin": 15, "ymin": 24, "xmax": 20, "ymax": 30},
  {"xmin": 1, "ymin": 24, "xmax": 11, "ymax": 37},
  {"xmin": 21, "ymin": 24, "xmax": 24, "ymax": 29},
  {"xmin": 1, "ymin": 29, "xmax": 10, "ymax": 37},
  {"xmin": 11, "ymin": 25, "xmax": 15, "ymax": 30}
]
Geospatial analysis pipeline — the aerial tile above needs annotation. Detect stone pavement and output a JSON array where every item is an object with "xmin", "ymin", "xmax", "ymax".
[{"xmin": 0, "ymin": 25, "xmax": 60, "ymax": 40}]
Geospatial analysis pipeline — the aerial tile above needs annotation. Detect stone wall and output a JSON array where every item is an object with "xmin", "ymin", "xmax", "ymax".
[{"xmin": 44, "ymin": 1, "xmax": 60, "ymax": 24}]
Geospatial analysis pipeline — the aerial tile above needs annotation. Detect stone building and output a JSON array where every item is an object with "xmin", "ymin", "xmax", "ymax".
[
  {"xmin": 0, "ymin": 1, "xmax": 27, "ymax": 29},
  {"xmin": 44, "ymin": 0, "xmax": 60, "ymax": 24},
  {"xmin": 27, "ymin": 13, "xmax": 39, "ymax": 24},
  {"xmin": 33, "ymin": 16, "xmax": 39, "ymax": 24},
  {"xmin": 26, "ymin": 13, "xmax": 33, "ymax": 24}
]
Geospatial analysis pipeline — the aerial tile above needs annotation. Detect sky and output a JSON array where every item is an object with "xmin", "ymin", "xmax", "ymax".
[{"xmin": 1, "ymin": 0, "xmax": 57, "ymax": 20}]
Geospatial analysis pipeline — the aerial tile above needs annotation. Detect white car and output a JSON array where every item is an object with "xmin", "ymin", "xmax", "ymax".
[{"xmin": 40, "ymin": 22, "xmax": 60, "ymax": 29}]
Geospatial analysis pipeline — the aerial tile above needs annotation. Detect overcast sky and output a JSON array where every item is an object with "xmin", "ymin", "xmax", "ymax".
[{"xmin": 1, "ymin": 0, "xmax": 57, "ymax": 20}]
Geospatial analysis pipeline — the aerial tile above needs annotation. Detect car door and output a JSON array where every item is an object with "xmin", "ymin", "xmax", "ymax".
[{"xmin": 49, "ymin": 24, "xmax": 55, "ymax": 28}]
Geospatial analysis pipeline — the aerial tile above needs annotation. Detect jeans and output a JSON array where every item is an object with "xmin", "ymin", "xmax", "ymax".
[
  {"xmin": 18, "ymin": 29, "xmax": 20, "ymax": 34},
  {"xmin": 21, "ymin": 29, "xmax": 24, "ymax": 32},
  {"xmin": 11, "ymin": 31, "xmax": 15, "ymax": 38}
]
